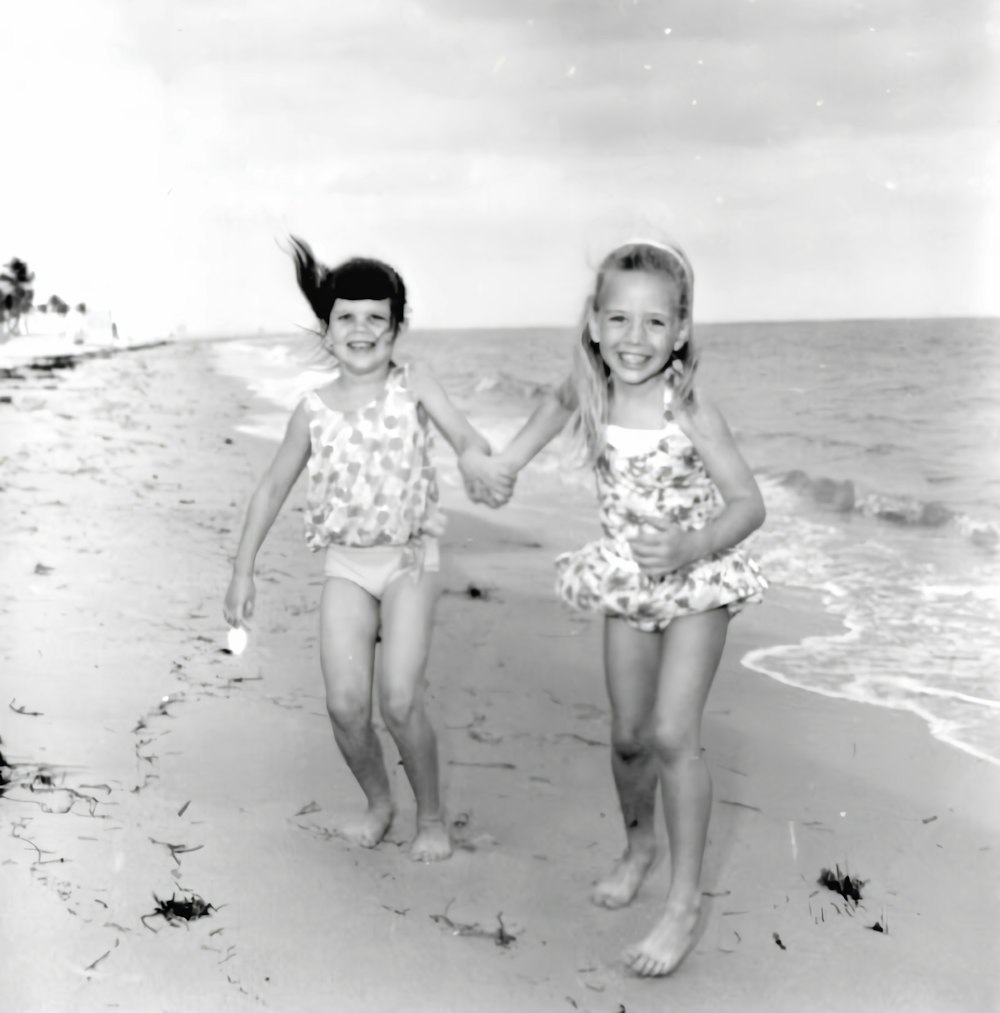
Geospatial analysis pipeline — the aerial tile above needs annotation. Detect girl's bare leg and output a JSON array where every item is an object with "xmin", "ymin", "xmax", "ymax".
[
  {"xmin": 625, "ymin": 607, "xmax": 729, "ymax": 977},
  {"xmin": 319, "ymin": 578, "xmax": 393, "ymax": 847},
  {"xmin": 378, "ymin": 568, "xmax": 451, "ymax": 862},
  {"xmin": 591, "ymin": 617, "xmax": 662, "ymax": 908}
]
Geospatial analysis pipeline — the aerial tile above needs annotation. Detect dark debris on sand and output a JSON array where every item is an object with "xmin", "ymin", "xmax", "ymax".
[
  {"xmin": 443, "ymin": 583, "xmax": 493, "ymax": 601},
  {"xmin": 9, "ymin": 699, "xmax": 44, "ymax": 716},
  {"xmin": 28, "ymin": 355, "xmax": 81, "ymax": 373},
  {"xmin": 142, "ymin": 891, "xmax": 215, "ymax": 931},
  {"xmin": 430, "ymin": 901, "xmax": 517, "ymax": 948},
  {"xmin": 149, "ymin": 836, "xmax": 205, "ymax": 865},
  {"xmin": 0, "ymin": 742, "xmax": 10, "ymax": 797},
  {"xmin": 818, "ymin": 865, "xmax": 865, "ymax": 905}
]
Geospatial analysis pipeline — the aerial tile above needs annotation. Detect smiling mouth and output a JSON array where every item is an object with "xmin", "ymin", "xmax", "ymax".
[
  {"xmin": 618, "ymin": 352, "xmax": 651, "ymax": 367},
  {"xmin": 346, "ymin": 340, "xmax": 376, "ymax": 350}
]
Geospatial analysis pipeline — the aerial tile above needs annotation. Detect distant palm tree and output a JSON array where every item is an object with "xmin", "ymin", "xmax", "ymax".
[
  {"xmin": 0, "ymin": 258, "xmax": 35, "ymax": 337},
  {"xmin": 0, "ymin": 281, "xmax": 14, "ymax": 341}
]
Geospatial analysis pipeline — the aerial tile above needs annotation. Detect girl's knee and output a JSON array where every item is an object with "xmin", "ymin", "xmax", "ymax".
[
  {"xmin": 611, "ymin": 727, "xmax": 648, "ymax": 762},
  {"xmin": 647, "ymin": 719, "xmax": 700, "ymax": 763},
  {"xmin": 326, "ymin": 692, "xmax": 371, "ymax": 731},
  {"xmin": 379, "ymin": 688, "xmax": 422, "ymax": 730}
]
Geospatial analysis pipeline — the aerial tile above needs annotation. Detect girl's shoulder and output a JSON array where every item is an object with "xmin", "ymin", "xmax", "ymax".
[
  {"xmin": 300, "ymin": 378, "xmax": 338, "ymax": 413},
  {"xmin": 554, "ymin": 374, "xmax": 579, "ymax": 410},
  {"xmin": 282, "ymin": 395, "xmax": 315, "ymax": 443},
  {"xmin": 395, "ymin": 358, "xmax": 439, "ymax": 402},
  {"xmin": 669, "ymin": 387, "xmax": 733, "ymax": 445},
  {"xmin": 298, "ymin": 387, "xmax": 324, "ymax": 414},
  {"xmin": 393, "ymin": 357, "xmax": 417, "ymax": 384}
]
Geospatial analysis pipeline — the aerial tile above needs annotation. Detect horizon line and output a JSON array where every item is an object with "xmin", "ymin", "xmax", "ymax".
[{"xmin": 173, "ymin": 312, "xmax": 1000, "ymax": 343}]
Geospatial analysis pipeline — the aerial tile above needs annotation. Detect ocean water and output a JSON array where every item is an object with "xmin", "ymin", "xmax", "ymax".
[{"xmin": 210, "ymin": 318, "xmax": 1000, "ymax": 766}]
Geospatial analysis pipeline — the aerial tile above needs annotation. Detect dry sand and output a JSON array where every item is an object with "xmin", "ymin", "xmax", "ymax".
[{"xmin": 1, "ymin": 340, "xmax": 997, "ymax": 1012}]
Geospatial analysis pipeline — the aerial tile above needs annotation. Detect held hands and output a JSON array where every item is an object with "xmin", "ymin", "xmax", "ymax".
[
  {"xmin": 458, "ymin": 447, "xmax": 518, "ymax": 508},
  {"xmin": 223, "ymin": 573, "xmax": 256, "ymax": 628},
  {"xmin": 629, "ymin": 517, "xmax": 707, "ymax": 579}
]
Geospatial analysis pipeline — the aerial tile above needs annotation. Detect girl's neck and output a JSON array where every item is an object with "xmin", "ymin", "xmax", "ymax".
[
  {"xmin": 334, "ymin": 360, "xmax": 393, "ymax": 390},
  {"xmin": 608, "ymin": 373, "xmax": 668, "ymax": 427},
  {"xmin": 609, "ymin": 372, "xmax": 667, "ymax": 406}
]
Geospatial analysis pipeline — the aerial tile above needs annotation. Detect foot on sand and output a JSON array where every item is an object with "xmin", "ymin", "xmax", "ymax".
[
  {"xmin": 624, "ymin": 901, "xmax": 701, "ymax": 977},
  {"xmin": 590, "ymin": 847, "xmax": 656, "ymax": 909},
  {"xmin": 336, "ymin": 804, "xmax": 394, "ymax": 848},
  {"xmin": 410, "ymin": 819, "xmax": 452, "ymax": 862}
]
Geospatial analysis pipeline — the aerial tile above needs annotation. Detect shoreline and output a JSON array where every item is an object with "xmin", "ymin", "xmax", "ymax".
[
  {"xmin": 0, "ymin": 328, "xmax": 174, "ymax": 370},
  {"xmin": 203, "ymin": 331, "xmax": 1000, "ymax": 770},
  {"xmin": 741, "ymin": 610, "xmax": 1000, "ymax": 770},
  {"xmin": 2, "ymin": 339, "xmax": 998, "ymax": 1012}
]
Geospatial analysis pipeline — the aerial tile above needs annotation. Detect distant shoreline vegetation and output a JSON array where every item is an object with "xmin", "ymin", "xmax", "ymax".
[{"xmin": 1, "ymin": 255, "xmax": 97, "ymax": 343}]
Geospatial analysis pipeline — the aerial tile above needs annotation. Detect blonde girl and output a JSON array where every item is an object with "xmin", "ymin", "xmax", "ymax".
[{"xmin": 461, "ymin": 239, "xmax": 767, "ymax": 973}]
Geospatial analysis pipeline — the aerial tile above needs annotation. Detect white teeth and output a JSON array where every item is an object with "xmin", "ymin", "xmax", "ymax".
[{"xmin": 619, "ymin": 353, "xmax": 648, "ymax": 366}]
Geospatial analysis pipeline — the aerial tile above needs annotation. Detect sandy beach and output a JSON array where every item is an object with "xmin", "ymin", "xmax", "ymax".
[{"xmin": 2, "ymin": 338, "xmax": 998, "ymax": 1013}]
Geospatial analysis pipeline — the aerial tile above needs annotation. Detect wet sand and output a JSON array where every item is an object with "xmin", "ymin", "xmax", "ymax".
[{"xmin": 1, "ymin": 339, "xmax": 997, "ymax": 1012}]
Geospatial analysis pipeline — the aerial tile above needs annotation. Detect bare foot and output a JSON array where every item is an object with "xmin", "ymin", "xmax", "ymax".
[
  {"xmin": 624, "ymin": 901, "xmax": 701, "ymax": 977},
  {"xmin": 409, "ymin": 819, "xmax": 452, "ymax": 862},
  {"xmin": 335, "ymin": 804, "xmax": 394, "ymax": 848},
  {"xmin": 590, "ymin": 848, "xmax": 656, "ymax": 909}
]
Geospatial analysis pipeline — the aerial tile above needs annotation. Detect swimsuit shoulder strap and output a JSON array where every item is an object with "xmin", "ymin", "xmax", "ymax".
[{"xmin": 661, "ymin": 378, "xmax": 678, "ymax": 421}]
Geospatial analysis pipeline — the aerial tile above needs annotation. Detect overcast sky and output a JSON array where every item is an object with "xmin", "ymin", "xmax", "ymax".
[{"xmin": 4, "ymin": 0, "xmax": 997, "ymax": 335}]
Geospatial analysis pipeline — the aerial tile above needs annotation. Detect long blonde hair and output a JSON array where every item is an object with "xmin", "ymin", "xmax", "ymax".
[{"xmin": 568, "ymin": 240, "xmax": 698, "ymax": 464}]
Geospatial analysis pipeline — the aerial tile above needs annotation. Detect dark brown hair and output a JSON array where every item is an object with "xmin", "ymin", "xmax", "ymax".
[{"xmin": 289, "ymin": 236, "xmax": 408, "ymax": 334}]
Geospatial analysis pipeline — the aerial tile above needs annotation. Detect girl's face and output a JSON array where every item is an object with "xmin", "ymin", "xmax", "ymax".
[
  {"xmin": 589, "ymin": 269, "xmax": 683, "ymax": 390},
  {"xmin": 325, "ymin": 297, "xmax": 399, "ymax": 374}
]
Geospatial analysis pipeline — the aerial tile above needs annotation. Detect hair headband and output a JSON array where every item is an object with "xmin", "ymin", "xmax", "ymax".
[{"xmin": 621, "ymin": 236, "xmax": 693, "ymax": 288}]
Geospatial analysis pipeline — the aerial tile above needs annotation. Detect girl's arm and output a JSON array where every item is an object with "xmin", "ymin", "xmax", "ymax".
[
  {"xmin": 679, "ymin": 396, "xmax": 766, "ymax": 553},
  {"xmin": 408, "ymin": 362, "xmax": 490, "ymax": 456},
  {"xmin": 458, "ymin": 376, "xmax": 576, "ymax": 507},
  {"xmin": 494, "ymin": 375, "xmax": 576, "ymax": 471},
  {"xmin": 631, "ymin": 394, "xmax": 765, "ymax": 575},
  {"xmin": 224, "ymin": 402, "xmax": 312, "ymax": 625},
  {"xmin": 408, "ymin": 363, "xmax": 511, "ymax": 504}
]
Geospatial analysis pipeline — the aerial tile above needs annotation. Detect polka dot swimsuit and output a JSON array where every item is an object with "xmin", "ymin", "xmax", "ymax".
[{"xmin": 301, "ymin": 363, "xmax": 445, "ymax": 552}]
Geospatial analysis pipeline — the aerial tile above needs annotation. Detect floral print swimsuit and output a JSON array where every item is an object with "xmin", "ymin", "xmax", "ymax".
[{"xmin": 555, "ymin": 387, "xmax": 767, "ymax": 633}]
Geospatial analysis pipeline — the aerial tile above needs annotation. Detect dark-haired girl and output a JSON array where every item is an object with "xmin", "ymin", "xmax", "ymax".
[{"xmin": 224, "ymin": 237, "xmax": 490, "ymax": 861}]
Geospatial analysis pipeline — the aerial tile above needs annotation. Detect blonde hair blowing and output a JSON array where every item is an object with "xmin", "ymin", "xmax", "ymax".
[{"xmin": 568, "ymin": 240, "xmax": 698, "ymax": 464}]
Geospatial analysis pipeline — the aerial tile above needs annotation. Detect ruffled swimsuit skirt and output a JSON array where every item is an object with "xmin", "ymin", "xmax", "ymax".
[{"xmin": 555, "ymin": 394, "xmax": 767, "ymax": 633}]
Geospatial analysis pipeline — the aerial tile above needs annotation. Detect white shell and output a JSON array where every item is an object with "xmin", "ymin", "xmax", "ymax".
[{"xmin": 227, "ymin": 626, "xmax": 248, "ymax": 655}]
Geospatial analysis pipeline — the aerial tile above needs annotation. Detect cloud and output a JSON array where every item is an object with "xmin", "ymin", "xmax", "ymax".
[
  {"xmin": 4, "ymin": 0, "xmax": 996, "ymax": 331},
  {"xmin": 109, "ymin": 0, "xmax": 999, "ymax": 168}
]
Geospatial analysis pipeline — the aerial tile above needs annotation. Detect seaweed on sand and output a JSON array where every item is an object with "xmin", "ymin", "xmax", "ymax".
[
  {"xmin": 430, "ymin": 901, "xmax": 517, "ymax": 948},
  {"xmin": 818, "ymin": 865, "xmax": 865, "ymax": 905},
  {"xmin": 141, "ymin": 892, "xmax": 215, "ymax": 931},
  {"xmin": 0, "ymin": 745, "xmax": 10, "ymax": 797}
]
